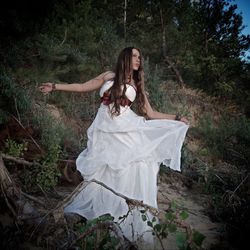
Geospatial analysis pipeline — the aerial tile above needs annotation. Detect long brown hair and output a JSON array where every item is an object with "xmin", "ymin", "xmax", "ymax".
[{"xmin": 109, "ymin": 47, "xmax": 145, "ymax": 116}]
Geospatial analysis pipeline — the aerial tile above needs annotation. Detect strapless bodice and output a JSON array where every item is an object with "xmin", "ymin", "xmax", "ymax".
[{"xmin": 99, "ymin": 80, "xmax": 137, "ymax": 102}]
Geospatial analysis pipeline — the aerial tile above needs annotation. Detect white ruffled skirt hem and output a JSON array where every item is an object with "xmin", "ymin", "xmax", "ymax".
[{"xmin": 64, "ymin": 104, "xmax": 189, "ymax": 243}]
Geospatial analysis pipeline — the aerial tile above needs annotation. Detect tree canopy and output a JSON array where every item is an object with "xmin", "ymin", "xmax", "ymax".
[{"xmin": 1, "ymin": 0, "xmax": 249, "ymax": 112}]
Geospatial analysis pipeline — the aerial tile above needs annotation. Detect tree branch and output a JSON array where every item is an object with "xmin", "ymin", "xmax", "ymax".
[
  {"xmin": 1, "ymin": 153, "xmax": 42, "ymax": 167},
  {"xmin": 68, "ymin": 221, "xmax": 128, "ymax": 249},
  {"xmin": 91, "ymin": 179, "xmax": 159, "ymax": 216},
  {"xmin": 10, "ymin": 114, "xmax": 43, "ymax": 153}
]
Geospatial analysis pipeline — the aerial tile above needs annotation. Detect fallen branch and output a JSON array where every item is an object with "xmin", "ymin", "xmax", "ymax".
[
  {"xmin": 0, "ymin": 182, "xmax": 17, "ymax": 218},
  {"xmin": 10, "ymin": 115, "xmax": 43, "ymax": 153},
  {"xmin": 164, "ymin": 56, "xmax": 185, "ymax": 87},
  {"xmin": 21, "ymin": 191, "xmax": 45, "ymax": 207},
  {"xmin": 68, "ymin": 221, "xmax": 128, "ymax": 250},
  {"xmin": 1, "ymin": 153, "xmax": 42, "ymax": 167},
  {"xmin": 0, "ymin": 154, "xmax": 20, "ymax": 198},
  {"xmin": 58, "ymin": 159, "xmax": 75, "ymax": 164},
  {"xmin": 54, "ymin": 178, "xmax": 158, "ymax": 217},
  {"xmin": 0, "ymin": 154, "xmax": 46, "ymax": 230},
  {"xmin": 1, "ymin": 153, "xmax": 195, "ymax": 248},
  {"xmin": 91, "ymin": 179, "xmax": 159, "ymax": 216}
]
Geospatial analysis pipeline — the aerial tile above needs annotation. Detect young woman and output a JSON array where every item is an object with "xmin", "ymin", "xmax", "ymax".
[{"xmin": 39, "ymin": 47, "xmax": 189, "ymax": 245}]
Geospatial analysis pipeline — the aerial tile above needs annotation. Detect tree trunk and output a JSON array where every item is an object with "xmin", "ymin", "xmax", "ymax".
[
  {"xmin": 159, "ymin": 5, "xmax": 185, "ymax": 87},
  {"xmin": 0, "ymin": 154, "xmax": 40, "ymax": 222},
  {"xmin": 124, "ymin": 0, "xmax": 127, "ymax": 41}
]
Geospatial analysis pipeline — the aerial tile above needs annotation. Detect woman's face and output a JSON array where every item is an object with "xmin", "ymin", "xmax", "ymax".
[{"xmin": 132, "ymin": 48, "xmax": 141, "ymax": 71}]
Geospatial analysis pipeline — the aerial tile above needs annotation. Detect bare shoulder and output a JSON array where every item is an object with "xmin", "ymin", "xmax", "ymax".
[
  {"xmin": 88, "ymin": 71, "xmax": 114, "ymax": 89},
  {"xmin": 93, "ymin": 71, "xmax": 114, "ymax": 81},
  {"xmin": 102, "ymin": 71, "xmax": 115, "ymax": 82}
]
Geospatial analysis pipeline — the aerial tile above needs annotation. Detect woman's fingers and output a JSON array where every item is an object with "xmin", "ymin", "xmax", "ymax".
[{"xmin": 39, "ymin": 83, "xmax": 52, "ymax": 93}]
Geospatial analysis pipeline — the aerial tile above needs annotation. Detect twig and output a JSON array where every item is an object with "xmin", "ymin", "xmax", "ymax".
[
  {"xmin": 17, "ymin": 214, "xmax": 44, "ymax": 221},
  {"xmin": 56, "ymin": 181, "xmax": 91, "ymax": 211},
  {"xmin": 117, "ymin": 208, "xmax": 132, "ymax": 224},
  {"xmin": 175, "ymin": 219, "xmax": 193, "ymax": 244},
  {"xmin": 10, "ymin": 114, "xmax": 43, "ymax": 153},
  {"xmin": 1, "ymin": 153, "xmax": 42, "ymax": 167},
  {"xmin": 230, "ymin": 173, "xmax": 250, "ymax": 201},
  {"xmin": 55, "ymin": 179, "xmax": 158, "ymax": 217},
  {"xmin": 214, "ymin": 174, "xmax": 227, "ymax": 185},
  {"xmin": 29, "ymin": 211, "xmax": 51, "ymax": 240},
  {"xmin": 30, "ymin": 53, "xmax": 40, "ymax": 57},
  {"xmin": 155, "ymin": 230, "xmax": 166, "ymax": 250},
  {"xmin": 60, "ymin": 29, "xmax": 68, "ymax": 46},
  {"xmin": 58, "ymin": 159, "xmax": 75, "ymax": 164},
  {"xmin": 14, "ymin": 97, "xmax": 21, "ymax": 122},
  {"xmin": 21, "ymin": 191, "xmax": 45, "ymax": 207},
  {"xmin": 26, "ymin": 181, "xmax": 90, "ymax": 240},
  {"xmin": 68, "ymin": 221, "xmax": 127, "ymax": 249},
  {"xmin": 228, "ymin": 148, "xmax": 249, "ymax": 166},
  {"xmin": 91, "ymin": 179, "xmax": 159, "ymax": 216},
  {"xmin": 37, "ymin": 184, "xmax": 50, "ymax": 205},
  {"xmin": 0, "ymin": 182, "xmax": 17, "ymax": 218}
]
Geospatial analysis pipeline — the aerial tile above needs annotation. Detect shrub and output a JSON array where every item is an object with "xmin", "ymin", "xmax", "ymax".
[
  {"xmin": 4, "ymin": 139, "xmax": 28, "ymax": 158},
  {"xmin": 0, "ymin": 71, "xmax": 31, "ymax": 124},
  {"xmin": 197, "ymin": 113, "xmax": 250, "ymax": 168}
]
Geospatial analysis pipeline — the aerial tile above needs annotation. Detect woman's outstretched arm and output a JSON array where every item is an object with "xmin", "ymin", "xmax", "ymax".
[
  {"xmin": 143, "ymin": 93, "xmax": 189, "ymax": 125},
  {"xmin": 39, "ymin": 71, "xmax": 114, "ymax": 94}
]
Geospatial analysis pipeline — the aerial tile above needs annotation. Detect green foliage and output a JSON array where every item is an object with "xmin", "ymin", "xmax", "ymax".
[
  {"xmin": 176, "ymin": 232, "xmax": 188, "ymax": 250},
  {"xmin": 192, "ymin": 230, "xmax": 206, "ymax": 247},
  {"xmin": 195, "ymin": 111, "xmax": 250, "ymax": 248},
  {"xmin": 180, "ymin": 210, "xmax": 189, "ymax": 220},
  {"xmin": 198, "ymin": 113, "xmax": 250, "ymax": 167},
  {"xmin": 32, "ymin": 104, "xmax": 67, "ymax": 149},
  {"xmin": 144, "ymin": 60, "xmax": 177, "ymax": 114},
  {"xmin": 21, "ymin": 143, "xmax": 61, "ymax": 193},
  {"xmin": 140, "ymin": 202, "xmax": 205, "ymax": 250},
  {"xmin": 74, "ymin": 214, "xmax": 119, "ymax": 250},
  {"xmin": 21, "ymin": 105, "xmax": 74, "ymax": 192},
  {"xmin": 0, "ymin": 71, "xmax": 31, "ymax": 124},
  {"xmin": 4, "ymin": 139, "xmax": 28, "ymax": 158},
  {"xmin": 36, "ymin": 143, "xmax": 62, "ymax": 192}
]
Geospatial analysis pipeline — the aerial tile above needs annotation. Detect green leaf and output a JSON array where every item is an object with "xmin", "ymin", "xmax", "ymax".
[
  {"xmin": 141, "ymin": 214, "xmax": 147, "ymax": 221},
  {"xmin": 154, "ymin": 224, "xmax": 162, "ymax": 232},
  {"xmin": 99, "ymin": 214, "xmax": 114, "ymax": 221},
  {"xmin": 170, "ymin": 201, "xmax": 177, "ymax": 210},
  {"xmin": 152, "ymin": 216, "xmax": 157, "ymax": 223},
  {"xmin": 165, "ymin": 212, "xmax": 175, "ymax": 220},
  {"xmin": 167, "ymin": 223, "xmax": 177, "ymax": 233},
  {"xmin": 180, "ymin": 210, "xmax": 189, "ymax": 220},
  {"xmin": 147, "ymin": 221, "xmax": 153, "ymax": 227},
  {"xmin": 162, "ymin": 224, "xmax": 167, "ymax": 231},
  {"xmin": 193, "ymin": 230, "xmax": 206, "ymax": 247},
  {"xmin": 160, "ymin": 231, "xmax": 168, "ymax": 238},
  {"xmin": 176, "ymin": 232, "xmax": 187, "ymax": 249}
]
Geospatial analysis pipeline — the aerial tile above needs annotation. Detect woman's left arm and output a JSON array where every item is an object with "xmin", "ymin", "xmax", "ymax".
[{"xmin": 143, "ymin": 94, "xmax": 189, "ymax": 125}]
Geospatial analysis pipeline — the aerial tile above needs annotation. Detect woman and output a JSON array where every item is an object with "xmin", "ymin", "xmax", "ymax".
[{"xmin": 39, "ymin": 47, "xmax": 189, "ymax": 245}]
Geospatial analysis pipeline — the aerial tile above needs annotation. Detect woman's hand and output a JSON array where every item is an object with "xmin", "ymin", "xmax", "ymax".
[{"xmin": 39, "ymin": 82, "xmax": 54, "ymax": 94}]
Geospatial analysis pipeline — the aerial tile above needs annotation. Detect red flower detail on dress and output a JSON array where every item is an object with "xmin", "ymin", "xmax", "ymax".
[
  {"xmin": 101, "ymin": 91, "xmax": 132, "ymax": 107},
  {"xmin": 101, "ymin": 92, "xmax": 112, "ymax": 105}
]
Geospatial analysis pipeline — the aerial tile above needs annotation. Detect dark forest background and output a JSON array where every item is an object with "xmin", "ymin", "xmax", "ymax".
[{"xmin": 0, "ymin": 0, "xmax": 250, "ymax": 249}]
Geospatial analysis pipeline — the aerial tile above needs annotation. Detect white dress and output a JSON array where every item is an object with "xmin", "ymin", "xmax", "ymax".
[{"xmin": 64, "ymin": 81, "xmax": 189, "ymax": 244}]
